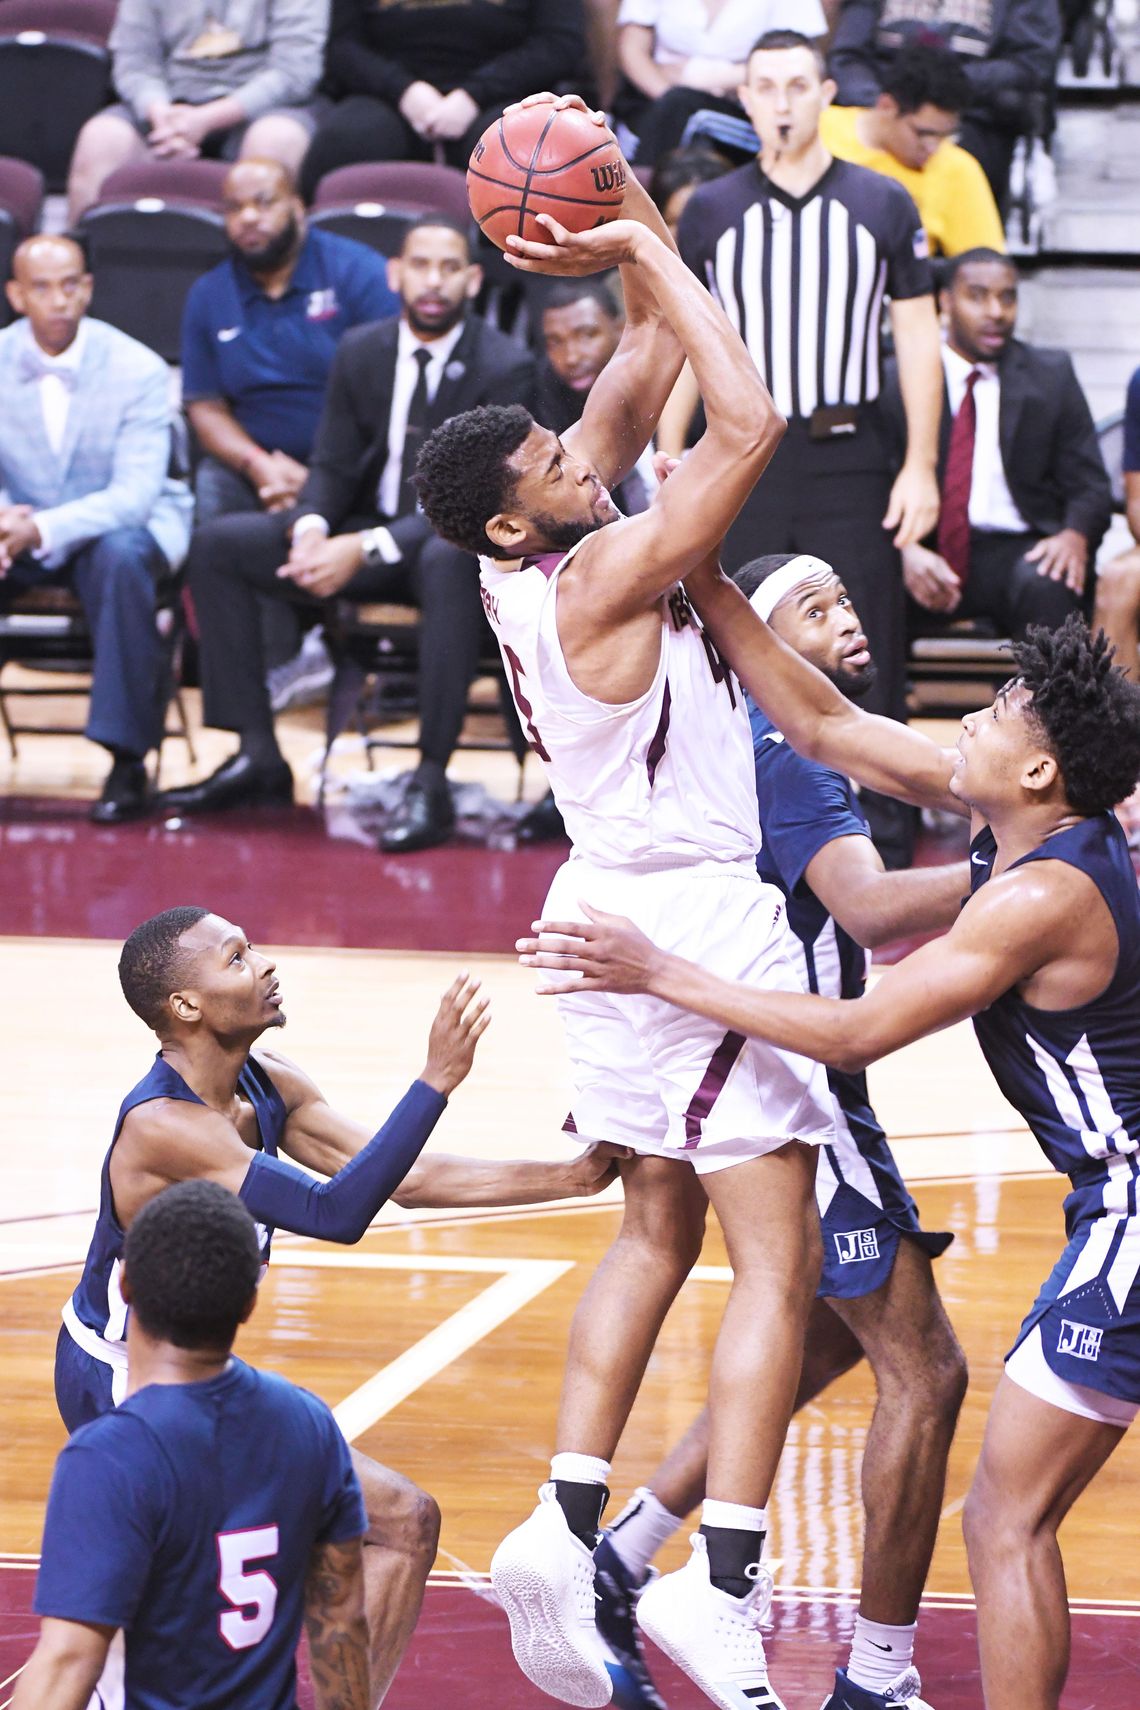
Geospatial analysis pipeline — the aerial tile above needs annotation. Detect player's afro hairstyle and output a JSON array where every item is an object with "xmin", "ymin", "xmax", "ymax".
[
  {"xmin": 1012, "ymin": 616, "xmax": 1140, "ymax": 815},
  {"xmin": 119, "ymin": 905, "xmax": 210, "ymax": 1031},
  {"xmin": 124, "ymin": 1180, "xmax": 261, "ymax": 1350},
  {"xmin": 415, "ymin": 403, "xmax": 535, "ymax": 559}
]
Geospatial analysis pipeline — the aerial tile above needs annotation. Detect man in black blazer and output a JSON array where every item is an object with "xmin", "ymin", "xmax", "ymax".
[
  {"xmin": 881, "ymin": 249, "xmax": 1112, "ymax": 644},
  {"xmin": 162, "ymin": 215, "xmax": 535, "ymax": 850}
]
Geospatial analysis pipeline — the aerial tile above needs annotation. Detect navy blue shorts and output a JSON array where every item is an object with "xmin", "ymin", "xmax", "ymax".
[
  {"xmin": 1010, "ymin": 1210, "xmax": 1140, "ymax": 1404},
  {"xmin": 55, "ymin": 1323, "xmax": 117, "ymax": 1433},
  {"xmin": 817, "ymin": 1130, "xmax": 952, "ymax": 1301}
]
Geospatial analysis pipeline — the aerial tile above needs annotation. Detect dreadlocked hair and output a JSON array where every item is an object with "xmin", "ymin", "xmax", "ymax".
[{"xmin": 1011, "ymin": 615, "xmax": 1140, "ymax": 814}]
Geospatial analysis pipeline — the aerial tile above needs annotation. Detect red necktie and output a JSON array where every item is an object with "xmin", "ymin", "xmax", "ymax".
[{"xmin": 937, "ymin": 367, "xmax": 980, "ymax": 586}]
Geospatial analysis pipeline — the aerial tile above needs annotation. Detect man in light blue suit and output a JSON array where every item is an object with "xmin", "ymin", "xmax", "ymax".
[{"xmin": 0, "ymin": 235, "xmax": 193, "ymax": 821}]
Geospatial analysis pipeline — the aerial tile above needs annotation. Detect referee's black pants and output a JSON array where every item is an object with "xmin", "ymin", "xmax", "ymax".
[
  {"xmin": 188, "ymin": 509, "xmax": 487, "ymax": 771},
  {"xmin": 721, "ymin": 418, "xmax": 915, "ymax": 865}
]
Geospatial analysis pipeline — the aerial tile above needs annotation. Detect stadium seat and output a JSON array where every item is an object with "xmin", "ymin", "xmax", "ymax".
[
  {"xmin": 0, "ymin": 0, "xmax": 116, "ymax": 190},
  {"xmin": 78, "ymin": 161, "xmax": 230, "ymax": 363},
  {"xmin": 310, "ymin": 162, "xmax": 471, "ymax": 259},
  {"xmin": 0, "ymin": 155, "xmax": 44, "ymax": 324}
]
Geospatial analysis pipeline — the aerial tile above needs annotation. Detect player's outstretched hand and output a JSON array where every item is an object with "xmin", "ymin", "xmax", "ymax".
[
  {"xmin": 421, "ymin": 973, "xmax": 491, "ymax": 1096},
  {"xmin": 517, "ymin": 904, "xmax": 663, "ymax": 995},
  {"xmin": 570, "ymin": 1140, "xmax": 632, "ymax": 1195},
  {"xmin": 503, "ymin": 213, "xmax": 643, "ymax": 277}
]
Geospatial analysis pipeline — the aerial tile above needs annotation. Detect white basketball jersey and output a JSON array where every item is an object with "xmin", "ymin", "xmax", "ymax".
[{"xmin": 479, "ymin": 539, "xmax": 761, "ymax": 869}]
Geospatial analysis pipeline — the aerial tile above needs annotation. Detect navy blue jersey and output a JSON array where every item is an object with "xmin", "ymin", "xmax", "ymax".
[
  {"xmin": 35, "ymin": 1359, "xmax": 366, "ymax": 1710},
  {"xmin": 751, "ymin": 702, "xmax": 950, "ymax": 1295},
  {"xmin": 969, "ymin": 816, "xmax": 1140, "ymax": 1208},
  {"xmin": 970, "ymin": 815, "xmax": 1140, "ymax": 1397},
  {"xmin": 62, "ymin": 1056, "xmax": 285, "ymax": 1401}
]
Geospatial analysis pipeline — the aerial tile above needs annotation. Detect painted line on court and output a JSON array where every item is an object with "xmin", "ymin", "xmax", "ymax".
[{"xmin": 270, "ymin": 1250, "xmax": 574, "ymax": 1443}]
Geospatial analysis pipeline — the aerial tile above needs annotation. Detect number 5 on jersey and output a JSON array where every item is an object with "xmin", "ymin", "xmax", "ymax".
[{"xmin": 217, "ymin": 1525, "xmax": 279, "ymax": 1649}]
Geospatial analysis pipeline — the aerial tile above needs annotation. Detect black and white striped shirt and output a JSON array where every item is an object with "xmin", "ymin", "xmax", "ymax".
[{"xmin": 678, "ymin": 159, "xmax": 932, "ymax": 421}]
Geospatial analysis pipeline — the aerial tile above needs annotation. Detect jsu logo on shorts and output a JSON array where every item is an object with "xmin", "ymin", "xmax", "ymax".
[
  {"xmin": 1057, "ymin": 1320, "xmax": 1103, "ymax": 1362},
  {"xmin": 834, "ymin": 1228, "xmax": 879, "ymax": 1264}
]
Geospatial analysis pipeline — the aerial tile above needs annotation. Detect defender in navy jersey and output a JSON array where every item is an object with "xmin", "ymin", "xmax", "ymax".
[
  {"xmin": 523, "ymin": 610, "xmax": 1140, "ymax": 1710},
  {"xmin": 59, "ymin": 905, "xmax": 619, "ymax": 1705},
  {"xmin": 591, "ymin": 556, "xmax": 967, "ymax": 1710},
  {"xmin": 18, "ymin": 1182, "xmax": 370, "ymax": 1710}
]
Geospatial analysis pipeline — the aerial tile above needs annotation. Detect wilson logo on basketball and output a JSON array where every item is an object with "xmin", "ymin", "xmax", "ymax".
[
  {"xmin": 472, "ymin": 140, "xmax": 485, "ymax": 162},
  {"xmin": 590, "ymin": 161, "xmax": 626, "ymax": 195}
]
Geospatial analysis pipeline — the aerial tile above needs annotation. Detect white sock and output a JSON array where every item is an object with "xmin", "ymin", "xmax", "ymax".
[
  {"xmin": 549, "ymin": 1451, "xmax": 611, "ymax": 1486},
  {"xmin": 606, "ymin": 1487, "xmax": 684, "ymax": 1582},
  {"xmin": 847, "ymin": 1616, "xmax": 916, "ymax": 1693},
  {"xmin": 700, "ymin": 1498, "xmax": 767, "ymax": 1532}
]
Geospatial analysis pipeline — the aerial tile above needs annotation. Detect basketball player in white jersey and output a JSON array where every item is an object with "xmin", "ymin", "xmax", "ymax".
[{"xmin": 416, "ymin": 94, "xmax": 835, "ymax": 1710}]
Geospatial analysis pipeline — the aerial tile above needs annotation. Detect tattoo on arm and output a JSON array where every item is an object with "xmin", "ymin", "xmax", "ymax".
[{"xmin": 304, "ymin": 1537, "xmax": 371, "ymax": 1710}]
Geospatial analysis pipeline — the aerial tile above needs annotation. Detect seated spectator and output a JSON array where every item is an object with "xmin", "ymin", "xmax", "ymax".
[
  {"xmin": 0, "ymin": 237, "xmax": 192, "ymax": 824},
  {"xmin": 883, "ymin": 249, "xmax": 1112, "ymax": 644},
  {"xmin": 183, "ymin": 158, "xmax": 396, "ymax": 526},
  {"xmin": 298, "ymin": 0, "xmax": 586, "ymax": 200},
  {"xmin": 1093, "ymin": 365, "xmax": 1140, "ymax": 686},
  {"xmin": 1092, "ymin": 365, "xmax": 1140, "ymax": 845},
  {"xmin": 183, "ymin": 157, "xmax": 397, "ymax": 695},
  {"xmin": 615, "ymin": 0, "xmax": 827, "ymax": 164},
  {"xmin": 67, "ymin": 0, "xmax": 329, "ymax": 222},
  {"xmin": 822, "ymin": 42, "xmax": 1006, "ymax": 255},
  {"xmin": 829, "ymin": 0, "xmax": 1063, "ymax": 209},
  {"xmin": 648, "ymin": 142, "xmax": 733, "ymax": 239},
  {"xmin": 158, "ymin": 216, "xmax": 535, "ymax": 853}
]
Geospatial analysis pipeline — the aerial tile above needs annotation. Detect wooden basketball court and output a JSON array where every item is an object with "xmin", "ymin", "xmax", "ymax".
[{"xmin": 2, "ymin": 704, "xmax": 1138, "ymax": 1706}]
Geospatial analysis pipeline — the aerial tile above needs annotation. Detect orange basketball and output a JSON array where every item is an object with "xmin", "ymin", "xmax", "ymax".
[{"xmin": 467, "ymin": 103, "xmax": 627, "ymax": 251}]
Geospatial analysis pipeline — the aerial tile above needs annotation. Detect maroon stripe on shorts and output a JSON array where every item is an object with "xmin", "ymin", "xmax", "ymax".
[
  {"xmin": 562, "ymin": 1111, "xmax": 578, "ymax": 1134},
  {"xmin": 683, "ymin": 1030, "xmax": 746, "ymax": 1148},
  {"xmin": 646, "ymin": 681, "xmax": 672, "ymax": 787}
]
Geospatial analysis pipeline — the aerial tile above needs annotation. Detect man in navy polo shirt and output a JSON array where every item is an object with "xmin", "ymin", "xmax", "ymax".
[{"xmin": 182, "ymin": 157, "xmax": 397, "ymax": 527}]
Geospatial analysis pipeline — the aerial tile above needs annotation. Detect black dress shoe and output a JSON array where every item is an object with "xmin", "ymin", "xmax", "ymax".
[
  {"xmin": 379, "ymin": 778, "xmax": 455, "ymax": 853},
  {"xmin": 158, "ymin": 752, "xmax": 294, "ymax": 816},
  {"xmin": 515, "ymin": 789, "xmax": 566, "ymax": 845},
  {"xmin": 90, "ymin": 758, "xmax": 151, "ymax": 824}
]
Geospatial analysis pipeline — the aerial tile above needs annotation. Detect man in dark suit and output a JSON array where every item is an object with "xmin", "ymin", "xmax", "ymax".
[
  {"xmin": 882, "ymin": 248, "xmax": 1112, "ymax": 642},
  {"xmin": 161, "ymin": 215, "xmax": 535, "ymax": 850}
]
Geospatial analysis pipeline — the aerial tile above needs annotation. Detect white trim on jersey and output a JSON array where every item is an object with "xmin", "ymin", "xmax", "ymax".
[{"xmin": 62, "ymin": 1297, "xmax": 130, "ymax": 1405}]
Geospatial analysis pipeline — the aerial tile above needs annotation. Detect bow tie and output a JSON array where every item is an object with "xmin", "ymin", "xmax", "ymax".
[{"xmin": 18, "ymin": 347, "xmax": 78, "ymax": 390}]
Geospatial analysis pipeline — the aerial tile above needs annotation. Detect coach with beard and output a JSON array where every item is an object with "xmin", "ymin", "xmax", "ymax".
[{"xmin": 163, "ymin": 212, "xmax": 535, "ymax": 849}]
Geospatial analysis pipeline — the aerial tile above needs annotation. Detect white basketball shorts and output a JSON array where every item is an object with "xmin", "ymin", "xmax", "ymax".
[{"xmin": 542, "ymin": 855, "xmax": 835, "ymax": 1175}]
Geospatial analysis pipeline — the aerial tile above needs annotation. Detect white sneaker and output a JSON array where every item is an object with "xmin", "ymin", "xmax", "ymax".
[
  {"xmin": 490, "ymin": 1484, "xmax": 612, "ymax": 1707},
  {"xmin": 636, "ymin": 1533, "xmax": 786, "ymax": 1710}
]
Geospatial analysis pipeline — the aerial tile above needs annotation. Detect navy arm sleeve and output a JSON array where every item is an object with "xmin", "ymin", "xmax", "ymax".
[{"xmin": 239, "ymin": 1080, "xmax": 446, "ymax": 1242}]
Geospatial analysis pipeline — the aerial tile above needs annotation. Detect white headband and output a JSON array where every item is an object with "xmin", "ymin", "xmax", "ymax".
[{"xmin": 748, "ymin": 555, "xmax": 835, "ymax": 622}]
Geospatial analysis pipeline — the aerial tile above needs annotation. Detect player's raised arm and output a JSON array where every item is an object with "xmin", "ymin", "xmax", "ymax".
[
  {"xmin": 502, "ymin": 220, "xmax": 785, "ymax": 619},
  {"xmin": 519, "ymin": 870, "xmax": 1061, "ymax": 1073},
  {"xmin": 116, "ymin": 976, "xmax": 490, "ymax": 1243},
  {"xmin": 688, "ymin": 562, "xmax": 965, "ymax": 815}
]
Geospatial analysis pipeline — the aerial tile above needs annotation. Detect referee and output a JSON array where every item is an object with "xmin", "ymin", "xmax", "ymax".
[{"xmin": 679, "ymin": 27, "xmax": 942, "ymax": 863}]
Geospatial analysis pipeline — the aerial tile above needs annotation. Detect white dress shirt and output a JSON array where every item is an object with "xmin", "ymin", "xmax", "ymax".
[
  {"xmin": 376, "ymin": 318, "xmax": 466, "ymax": 521},
  {"xmin": 293, "ymin": 317, "xmax": 467, "ymax": 562},
  {"xmin": 942, "ymin": 343, "xmax": 1029, "ymax": 536},
  {"xmin": 27, "ymin": 321, "xmax": 88, "ymax": 559}
]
